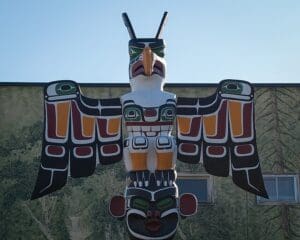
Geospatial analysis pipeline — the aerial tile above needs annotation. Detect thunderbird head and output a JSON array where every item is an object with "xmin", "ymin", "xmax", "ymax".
[{"xmin": 122, "ymin": 12, "xmax": 168, "ymax": 91}]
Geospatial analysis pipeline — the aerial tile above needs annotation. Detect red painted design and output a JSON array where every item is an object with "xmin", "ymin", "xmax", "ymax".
[
  {"xmin": 181, "ymin": 143, "xmax": 197, "ymax": 153},
  {"xmin": 236, "ymin": 102, "xmax": 253, "ymax": 139},
  {"xmin": 144, "ymin": 108, "xmax": 157, "ymax": 117},
  {"xmin": 181, "ymin": 117, "xmax": 201, "ymax": 137},
  {"xmin": 97, "ymin": 119, "xmax": 119, "ymax": 138},
  {"xmin": 47, "ymin": 145, "xmax": 64, "ymax": 155},
  {"xmin": 109, "ymin": 196, "xmax": 126, "ymax": 217},
  {"xmin": 132, "ymin": 61, "xmax": 144, "ymax": 78},
  {"xmin": 47, "ymin": 103, "xmax": 59, "ymax": 139},
  {"xmin": 179, "ymin": 194, "xmax": 197, "ymax": 216},
  {"xmin": 236, "ymin": 144, "xmax": 253, "ymax": 155},
  {"xmin": 71, "ymin": 102, "xmax": 91, "ymax": 140},
  {"xmin": 207, "ymin": 146, "xmax": 225, "ymax": 156},
  {"xmin": 207, "ymin": 101, "xmax": 227, "ymax": 139},
  {"xmin": 102, "ymin": 144, "xmax": 119, "ymax": 154},
  {"xmin": 75, "ymin": 146, "xmax": 92, "ymax": 156},
  {"xmin": 242, "ymin": 103, "xmax": 252, "ymax": 137}
]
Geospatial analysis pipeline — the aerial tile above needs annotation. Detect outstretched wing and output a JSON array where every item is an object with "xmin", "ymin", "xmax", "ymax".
[
  {"xmin": 176, "ymin": 79, "xmax": 268, "ymax": 198},
  {"xmin": 31, "ymin": 80, "xmax": 123, "ymax": 199}
]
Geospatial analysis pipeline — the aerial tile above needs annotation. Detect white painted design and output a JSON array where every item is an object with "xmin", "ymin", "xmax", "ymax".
[
  {"xmin": 231, "ymin": 162, "xmax": 260, "ymax": 192},
  {"xmin": 48, "ymin": 94, "xmax": 77, "ymax": 101},
  {"xmin": 161, "ymin": 208, "xmax": 178, "ymax": 218},
  {"xmin": 220, "ymin": 93, "xmax": 250, "ymax": 100}
]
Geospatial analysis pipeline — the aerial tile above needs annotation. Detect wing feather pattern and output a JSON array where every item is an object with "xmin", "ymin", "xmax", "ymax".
[
  {"xmin": 31, "ymin": 80, "xmax": 123, "ymax": 199},
  {"xmin": 177, "ymin": 79, "xmax": 268, "ymax": 198}
]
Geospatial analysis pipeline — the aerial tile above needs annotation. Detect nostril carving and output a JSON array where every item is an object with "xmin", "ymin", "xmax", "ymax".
[{"xmin": 147, "ymin": 210, "xmax": 152, "ymax": 218}]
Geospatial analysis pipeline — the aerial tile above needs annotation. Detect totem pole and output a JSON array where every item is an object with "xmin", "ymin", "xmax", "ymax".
[{"xmin": 31, "ymin": 12, "xmax": 268, "ymax": 240}]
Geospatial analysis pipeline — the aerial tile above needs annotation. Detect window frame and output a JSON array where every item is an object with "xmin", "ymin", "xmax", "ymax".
[
  {"xmin": 256, "ymin": 174, "xmax": 300, "ymax": 205},
  {"xmin": 176, "ymin": 173, "xmax": 214, "ymax": 204}
]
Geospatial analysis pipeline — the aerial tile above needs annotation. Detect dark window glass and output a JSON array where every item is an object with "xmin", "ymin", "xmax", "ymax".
[
  {"xmin": 278, "ymin": 177, "xmax": 295, "ymax": 201},
  {"xmin": 257, "ymin": 175, "xmax": 298, "ymax": 204},
  {"xmin": 264, "ymin": 177, "xmax": 276, "ymax": 200},
  {"xmin": 177, "ymin": 178, "xmax": 209, "ymax": 203}
]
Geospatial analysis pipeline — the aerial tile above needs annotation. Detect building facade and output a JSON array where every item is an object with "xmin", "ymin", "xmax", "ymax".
[{"xmin": 0, "ymin": 83, "xmax": 299, "ymax": 240}]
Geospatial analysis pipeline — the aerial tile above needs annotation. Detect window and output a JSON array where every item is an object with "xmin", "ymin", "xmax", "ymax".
[
  {"xmin": 177, "ymin": 174, "xmax": 213, "ymax": 203},
  {"xmin": 257, "ymin": 175, "xmax": 299, "ymax": 204}
]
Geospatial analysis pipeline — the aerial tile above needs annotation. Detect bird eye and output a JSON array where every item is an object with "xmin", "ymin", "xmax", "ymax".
[
  {"xmin": 221, "ymin": 82, "xmax": 243, "ymax": 95},
  {"xmin": 55, "ymin": 82, "xmax": 77, "ymax": 95},
  {"xmin": 161, "ymin": 106, "xmax": 175, "ymax": 121},
  {"xmin": 124, "ymin": 107, "xmax": 142, "ymax": 121}
]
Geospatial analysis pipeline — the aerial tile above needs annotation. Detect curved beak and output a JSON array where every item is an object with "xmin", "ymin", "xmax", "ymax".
[{"xmin": 142, "ymin": 47, "xmax": 154, "ymax": 76}]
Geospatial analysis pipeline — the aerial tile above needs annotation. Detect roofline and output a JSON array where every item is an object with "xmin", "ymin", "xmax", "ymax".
[{"xmin": 0, "ymin": 82, "xmax": 300, "ymax": 88}]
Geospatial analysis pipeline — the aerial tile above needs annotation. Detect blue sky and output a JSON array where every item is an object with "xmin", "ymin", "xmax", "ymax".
[{"xmin": 0, "ymin": 0, "xmax": 299, "ymax": 83}]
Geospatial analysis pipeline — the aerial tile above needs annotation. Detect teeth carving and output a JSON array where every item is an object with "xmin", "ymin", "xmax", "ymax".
[
  {"xmin": 127, "ymin": 124, "xmax": 173, "ymax": 136},
  {"xmin": 161, "ymin": 125, "xmax": 170, "ymax": 131},
  {"xmin": 151, "ymin": 126, "xmax": 160, "ymax": 132},
  {"xmin": 146, "ymin": 132, "xmax": 157, "ymax": 137},
  {"xmin": 132, "ymin": 126, "xmax": 140, "ymax": 131},
  {"xmin": 141, "ymin": 126, "xmax": 151, "ymax": 132}
]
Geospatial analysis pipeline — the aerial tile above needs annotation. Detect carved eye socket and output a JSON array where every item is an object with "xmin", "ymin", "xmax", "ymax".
[
  {"xmin": 129, "ymin": 46, "xmax": 143, "ymax": 60},
  {"xmin": 124, "ymin": 107, "xmax": 142, "ymax": 121},
  {"xmin": 161, "ymin": 106, "xmax": 175, "ymax": 121},
  {"xmin": 131, "ymin": 197, "xmax": 150, "ymax": 212},
  {"xmin": 156, "ymin": 197, "xmax": 175, "ymax": 211},
  {"xmin": 152, "ymin": 46, "xmax": 165, "ymax": 58},
  {"xmin": 55, "ymin": 82, "xmax": 77, "ymax": 95}
]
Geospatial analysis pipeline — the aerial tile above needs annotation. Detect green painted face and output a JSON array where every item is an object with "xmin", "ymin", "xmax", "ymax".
[
  {"xmin": 128, "ymin": 38, "xmax": 166, "ymax": 79},
  {"xmin": 55, "ymin": 82, "xmax": 77, "ymax": 95},
  {"xmin": 152, "ymin": 46, "xmax": 165, "ymax": 58},
  {"xmin": 129, "ymin": 46, "xmax": 143, "ymax": 62},
  {"xmin": 156, "ymin": 197, "xmax": 176, "ymax": 211},
  {"xmin": 128, "ymin": 44, "xmax": 165, "ymax": 62},
  {"xmin": 221, "ymin": 81, "xmax": 243, "ymax": 95},
  {"xmin": 132, "ymin": 197, "xmax": 150, "ymax": 212}
]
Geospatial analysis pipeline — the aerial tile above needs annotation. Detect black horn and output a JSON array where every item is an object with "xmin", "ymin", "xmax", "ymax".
[
  {"xmin": 155, "ymin": 11, "xmax": 168, "ymax": 39},
  {"xmin": 122, "ymin": 12, "xmax": 137, "ymax": 39}
]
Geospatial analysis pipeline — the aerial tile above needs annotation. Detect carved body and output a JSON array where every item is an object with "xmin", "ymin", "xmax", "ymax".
[{"xmin": 122, "ymin": 90, "xmax": 176, "ymax": 173}]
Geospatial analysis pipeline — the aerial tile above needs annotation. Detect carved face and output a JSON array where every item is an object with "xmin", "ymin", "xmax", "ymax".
[
  {"xmin": 128, "ymin": 38, "xmax": 166, "ymax": 80},
  {"xmin": 109, "ymin": 186, "xmax": 198, "ymax": 240},
  {"xmin": 125, "ymin": 187, "xmax": 179, "ymax": 240}
]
